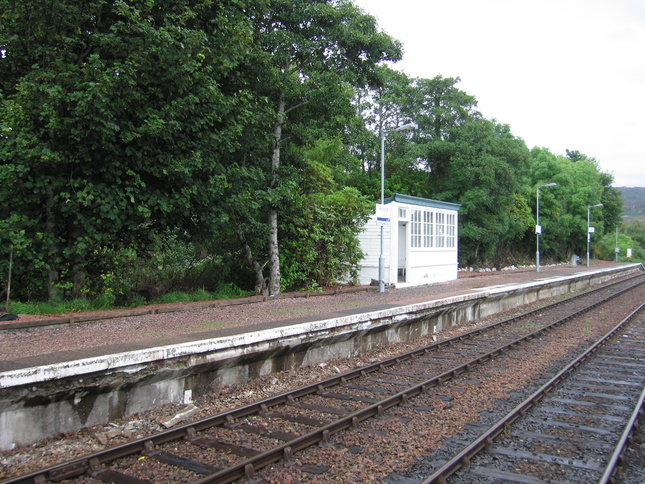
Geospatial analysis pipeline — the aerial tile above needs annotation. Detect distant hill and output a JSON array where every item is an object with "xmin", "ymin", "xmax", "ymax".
[{"xmin": 617, "ymin": 187, "xmax": 645, "ymax": 222}]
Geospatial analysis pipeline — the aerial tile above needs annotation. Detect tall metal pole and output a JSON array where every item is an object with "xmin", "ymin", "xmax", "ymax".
[
  {"xmin": 615, "ymin": 226, "xmax": 619, "ymax": 262},
  {"xmin": 5, "ymin": 245, "xmax": 12, "ymax": 311},
  {"xmin": 536, "ymin": 187, "xmax": 541, "ymax": 272},
  {"xmin": 379, "ymin": 129, "xmax": 385, "ymax": 293},
  {"xmin": 378, "ymin": 123, "xmax": 415, "ymax": 293},
  {"xmin": 587, "ymin": 206, "xmax": 591, "ymax": 267},
  {"xmin": 587, "ymin": 203, "xmax": 603, "ymax": 267},
  {"xmin": 536, "ymin": 183, "xmax": 556, "ymax": 272}
]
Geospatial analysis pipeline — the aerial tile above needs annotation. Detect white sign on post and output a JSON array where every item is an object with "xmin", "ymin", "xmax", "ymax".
[{"xmin": 376, "ymin": 204, "xmax": 390, "ymax": 227}]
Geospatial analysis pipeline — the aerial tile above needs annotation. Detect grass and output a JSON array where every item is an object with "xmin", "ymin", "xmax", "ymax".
[
  {"xmin": 152, "ymin": 285, "xmax": 254, "ymax": 306},
  {"xmin": 8, "ymin": 283, "xmax": 255, "ymax": 315},
  {"xmin": 9, "ymin": 298, "xmax": 107, "ymax": 315},
  {"xmin": 582, "ymin": 319, "xmax": 593, "ymax": 333}
]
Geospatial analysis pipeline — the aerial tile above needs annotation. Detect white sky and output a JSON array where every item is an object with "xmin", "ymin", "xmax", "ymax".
[{"xmin": 352, "ymin": 0, "xmax": 645, "ymax": 187}]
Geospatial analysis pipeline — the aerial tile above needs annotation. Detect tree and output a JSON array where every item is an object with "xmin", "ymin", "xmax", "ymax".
[
  {"xmin": 349, "ymin": 66, "xmax": 433, "ymax": 203},
  {"xmin": 565, "ymin": 149, "xmax": 585, "ymax": 162},
  {"xmin": 409, "ymin": 76, "xmax": 480, "ymax": 195},
  {"xmin": 0, "ymin": 0, "xmax": 257, "ymax": 300},
  {"xmin": 624, "ymin": 220, "xmax": 645, "ymax": 249},
  {"xmin": 432, "ymin": 118, "xmax": 531, "ymax": 264},
  {"xmin": 350, "ymin": 74, "xmax": 532, "ymax": 265},
  {"xmin": 232, "ymin": 0, "xmax": 402, "ymax": 295},
  {"xmin": 280, "ymin": 187, "xmax": 372, "ymax": 289},
  {"xmin": 597, "ymin": 231, "xmax": 643, "ymax": 263},
  {"xmin": 598, "ymin": 171, "xmax": 624, "ymax": 232},
  {"xmin": 519, "ymin": 148, "xmax": 620, "ymax": 262}
]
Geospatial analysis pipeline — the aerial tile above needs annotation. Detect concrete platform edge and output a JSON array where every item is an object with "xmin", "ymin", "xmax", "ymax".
[
  {"xmin": 2, "ymin": 263, "xmax": 641, "ymax": 390},
  {"xmin": 0, "ymin": 290, "xmax": 488, "ymax": 390}
]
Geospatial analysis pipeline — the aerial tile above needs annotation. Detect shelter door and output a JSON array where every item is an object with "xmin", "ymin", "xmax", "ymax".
[{"xmin": 397, "ymin": 222, "xmax": 407, "ymax": 282}]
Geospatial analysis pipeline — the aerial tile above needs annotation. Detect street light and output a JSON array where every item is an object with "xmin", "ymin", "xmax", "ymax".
[
  {"xmin": 587, "ymin": 203, "xmax": 603, "ymax": 267},
  {"xmin": 379, "ymin": 122, "xmax": 415, "ymax": 293},
  {"xmin": 536, "ymin": 182, "xmax": 557, "ymax": 272},
  {"xmin": 615, "ymin": 225, "xmax": 619, "ymax": 262}
]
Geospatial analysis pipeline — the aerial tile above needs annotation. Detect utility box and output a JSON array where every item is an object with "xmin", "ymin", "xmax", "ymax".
[{"xmin": 571, "ymin": 255, "xmax": 579, "ymax": 267}]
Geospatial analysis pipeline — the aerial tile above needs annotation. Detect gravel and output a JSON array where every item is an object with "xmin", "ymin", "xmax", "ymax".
[
  {"xmin": 0, "ymin": 261, "xmax": 642, "ymax": 482},
  {"xmin": 0, "ymin": 262, "xmax": 624, "ymax": 361}
]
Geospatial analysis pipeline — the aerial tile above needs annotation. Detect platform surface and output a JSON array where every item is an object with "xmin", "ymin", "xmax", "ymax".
[{"xmin": 0, "ymin": 261, "xmax": 640, "ymax": 375}]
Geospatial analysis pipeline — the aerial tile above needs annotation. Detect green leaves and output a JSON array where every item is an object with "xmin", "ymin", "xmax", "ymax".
[
  {"xmin": 1, "ymin": 0, "xmax": 257, "ymax": 300},
  {"xmin": 280, "ymin": 187, "xmax": 371, "ymax": 289},
  {"xmin": 5, "ymin": 0, "xmax": 621, "ymax": 303}
]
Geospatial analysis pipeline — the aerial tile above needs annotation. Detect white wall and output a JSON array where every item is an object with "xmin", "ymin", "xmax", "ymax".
[
  {"xmin": 358, "ymin": 199, "xmax": 459, "ymax": 287},
  {"xmin": 357, "ymin": 217, "xmax": 391, "ymax": 285}
]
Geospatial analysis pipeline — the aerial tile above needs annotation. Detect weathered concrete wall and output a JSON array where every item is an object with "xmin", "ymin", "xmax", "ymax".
[{"xmin": 0, "ymin": 264, "xmax": 641, "ymax": 450}]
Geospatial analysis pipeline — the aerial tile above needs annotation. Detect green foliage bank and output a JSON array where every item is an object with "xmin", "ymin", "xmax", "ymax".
[{"xmin": 0, "ymin": 0, "xmax": 627, "ymax": 308}]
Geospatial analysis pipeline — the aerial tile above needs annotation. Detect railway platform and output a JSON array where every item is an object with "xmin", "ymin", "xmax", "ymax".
[
  {"xmin": 0, "ymin": 261, "xmax": 642, "ymax": 450},
  {"xmin": 1, "ymin": 261, "xmax": 641, "ymax": 371}
]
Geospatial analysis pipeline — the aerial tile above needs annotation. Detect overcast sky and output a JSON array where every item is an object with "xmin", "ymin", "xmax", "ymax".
[{"xmin": 352, "ymin": 0, "xmax": 645, "ymax": 187}]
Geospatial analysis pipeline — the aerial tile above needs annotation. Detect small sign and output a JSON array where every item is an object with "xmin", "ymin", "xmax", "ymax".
[
  {"xmin": 535, "ymin": 225, "xmax": 542, "ymax": 235},
  {"xmin": 588, "ymin": 227, "xmax": 595, "ymax": 233},
  {"xmin": 627, "ymin": 248, "xmax": 633, "ymax": 258},
  {"xmin": 376, "ymin": 204, "xmax": 390, "ymax": 227}
]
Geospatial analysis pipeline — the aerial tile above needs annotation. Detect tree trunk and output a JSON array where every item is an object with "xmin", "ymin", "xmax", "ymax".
[
  {"xmin": 69, "ymin": 227, "xmax": 86, "ymax": 297},
  {"xmin": 267, "ymin": 89, "xmax": 285, "ymax": 296},
  {"xmin": 268, "ymin": 208, "xmax": 280, "ymax": 295},
  {"xmin": 238, "ymin": 229, "xmax": 268, "ymax": 295},
  {"xmin": 45, "ymin": 187, "xmax": 61, "ymax": 301}
]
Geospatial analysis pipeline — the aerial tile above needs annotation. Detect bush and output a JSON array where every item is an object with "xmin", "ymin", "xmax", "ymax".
[
  {"xmin": 94, "ymin": 231, "xmax": 230, "ymax": 305},
  {"xmin": 596, "ymin": 231, "xmax": 644, "ymax": 263},
  {"xmin": 280, "ymin": 187, "xmax": 372, "ymax": 290}
]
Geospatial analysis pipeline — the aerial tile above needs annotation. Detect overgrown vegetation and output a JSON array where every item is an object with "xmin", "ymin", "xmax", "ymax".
[{"xmin": 0, "ymin": 0, "xmax": 635, "ymax": 313}]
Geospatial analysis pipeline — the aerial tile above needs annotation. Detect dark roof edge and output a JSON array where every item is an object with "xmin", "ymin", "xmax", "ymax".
[{"xmin": 385, "ymin": 193, "xmax": 461, "ymax": 211}]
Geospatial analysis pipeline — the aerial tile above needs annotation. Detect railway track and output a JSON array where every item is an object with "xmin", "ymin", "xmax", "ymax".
[
  {"xmin": 421, "ymin": 301, "xmax": 645, "ymax": 484},
  {"xmin": 2, "ymin": 275, "xmax": 644, "ymax": 484}
]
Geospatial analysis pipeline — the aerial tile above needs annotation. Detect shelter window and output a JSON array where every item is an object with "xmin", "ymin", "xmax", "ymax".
[
  {"xmin": 447, "ymin": 213, "xmax": 456, "ymax": 248},
  {"xmin": 436, "ymin": 212, "xmax": 445, "ymax": 248},
  {"xmin": 411, "ymin": 209, "xmax": 422, "ymax": 247},
  {"xmin": 423, "ymin": 211, "xmax": 433, "ymax": 247},
  {"xmin": 412, "ymin": 209, "xmax": 435, "ymax": 248}
]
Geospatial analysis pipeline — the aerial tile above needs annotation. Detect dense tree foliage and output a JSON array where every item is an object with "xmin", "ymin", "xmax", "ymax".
[
  {"xmin": 224, "ymin": 0, "xmax": 401, "ymax": 295},
  {"xmin": 1, "ymin": 0, "xmax": 630, "ymax": 306},
  {"xmin": 1, "ymin": 0, "xmax": 259, "ymax": 300}
]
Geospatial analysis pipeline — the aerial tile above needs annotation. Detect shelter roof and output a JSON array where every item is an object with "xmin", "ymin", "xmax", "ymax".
[{"xmin": 384, "ymin": 193, "xmax": 461, "ymax": 211}]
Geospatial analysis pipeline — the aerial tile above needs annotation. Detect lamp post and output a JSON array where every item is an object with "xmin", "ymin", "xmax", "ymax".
[
  {"xmin": 536, "ymin": 182, "xmax": 557, "ymax": 272},
  {"xmin": 379, "ymin": 122, "xmax": 415, "ymax": 293},
  {"xmin": 615, "ymin": 226, "xmax": 619, "ymax": 262},
  {"xmin": 587, "ymin": 203, "xmax": 603, "ymax": 267}
]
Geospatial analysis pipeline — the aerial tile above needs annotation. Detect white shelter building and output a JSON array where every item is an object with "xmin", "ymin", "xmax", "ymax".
[{"xmin": 358, "ymin": 193, "xmax": 460, "ymax": 287}]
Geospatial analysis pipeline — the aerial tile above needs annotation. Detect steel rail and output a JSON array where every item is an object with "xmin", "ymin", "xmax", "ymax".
[
  {"xmin": 192, "ymin": 282, "xmax": 645, "ymax": 483},
  {"xmin": 598, "ymin": 383, "xmax": 645, "ymax": 484},
  {"xmin": 2, "ymin": 276, "xmax": 643, "ymax": 484},
  {"xmin": 419, "ymin": 301, "xmax": 645, "ymax": 484}
]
